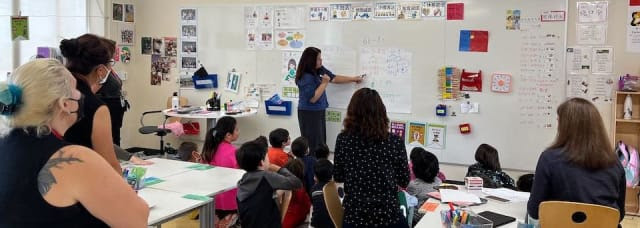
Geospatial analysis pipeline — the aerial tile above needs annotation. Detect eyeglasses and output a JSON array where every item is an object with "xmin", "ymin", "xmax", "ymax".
[{"xmin": 107, "ymin": 59, "xmax": 116, "ymax": 67}]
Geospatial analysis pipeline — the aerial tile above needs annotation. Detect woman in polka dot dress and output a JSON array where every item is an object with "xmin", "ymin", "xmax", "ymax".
[{"xmin": 334, "ymin": 88, "xmax": 410, "ymax": 228}]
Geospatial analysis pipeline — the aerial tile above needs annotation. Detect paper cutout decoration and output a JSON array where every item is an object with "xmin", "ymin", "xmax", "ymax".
[
  {"xmin": 439, "ymin": 67, "xmax": 461, "ymax": 100},
  {"xmin": 459, "ymin": 30, "xmax": 488, "ymax": 52},
  {"xmin": 408, "ymin": 122, "xmax": 426, "ymax": 145},
  {"xmin": 390, "ymin": 120, "xmax": 407, "ymax": 140},
  {"xmin": 460, "ymin": 70, "xmax": 482, "ymax": 92},
  {"xmin": 491, "ymin": 73, "xmax": 512, "ymax": 93},
  {"xmin": 446, "ymin": 3, "xmax": 464, "ymax": 20}
]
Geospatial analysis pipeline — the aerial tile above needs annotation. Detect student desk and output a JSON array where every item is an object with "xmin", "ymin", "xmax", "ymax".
[
  {"xmin": 162, "ymin": 107, "xmax": 257, "ymax": 129},
  {"xmin": 139, "ymin": 158, "xmax": 246, "ymax": 228},
  {"xmin": 139, "ymin": 188, "xmax": 212, "ymax": 227},
  {"xmin": 414, "ymin": 192, "xmax": 528, "ymax": 227}
]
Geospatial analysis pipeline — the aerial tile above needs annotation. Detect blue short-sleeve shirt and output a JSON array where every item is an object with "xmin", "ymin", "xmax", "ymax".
[{"xmin": 296, "ymin": 66, "xmax": 335, "ymax": 111}]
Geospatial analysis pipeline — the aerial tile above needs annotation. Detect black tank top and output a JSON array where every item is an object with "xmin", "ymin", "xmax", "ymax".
[
  {"xmin": 0, "ymin": 128, "xmax": 108, "ymax": 227},
  {"xmin": 64, "ymin": 79, "xmax": 105, "ymax": 148}
]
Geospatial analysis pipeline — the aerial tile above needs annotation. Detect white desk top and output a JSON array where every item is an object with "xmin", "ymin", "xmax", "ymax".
[
  {"xmin": 142, "ymin": 158, "xmax": 198, "ymax": 179},
  {"xmin": 162, "ymin": 107, "xmax": 257, "ymax": 119},
  {"xmin": 415, "ymin": 194, "xmax": 528, "ymax": 228},
  {"xmin": 148, "ymin": 166, "xmax": 246, "ymax": 197},
  {"xmin": 139, "ymin": 188, "xmax": 211, "ymax": 226}
]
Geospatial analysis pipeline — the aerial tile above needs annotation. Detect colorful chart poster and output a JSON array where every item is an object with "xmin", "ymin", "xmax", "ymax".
[
  {"xmin": 275, "ymin": 30, "xmax": 305, "ymax": 50},
  {"xmin": 309, "ymin": 6, "xmax": 329, "ymax": 21},
  {"xmin": 408, "ymin": 122, "xmax": 426, "ymax": 145},
  {"xmin": 330, "ymin": 4, "xmax": 352, "ymax": 20}
]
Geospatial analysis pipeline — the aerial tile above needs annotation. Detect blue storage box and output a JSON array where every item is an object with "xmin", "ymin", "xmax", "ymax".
[
  {"xmin": 192, "ymin": 74, "xmax": 218, "ymax": 89},
  {"xmin": 265, "ymin": 100, "xmax": 292, "ymax": 116}
]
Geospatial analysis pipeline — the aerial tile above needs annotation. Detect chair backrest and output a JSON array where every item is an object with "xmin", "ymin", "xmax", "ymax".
[
  {"xmin": 279, "ymin": 190, "xmax": 292, "ymax": 222},
  {"xmin": 539, "ymin": 201, "xmax": 619, "ymax": 228},
  {"xmin": 323, "ymin": 181, "xmax": 344, "ymax": 228},
  {"xmin": 165, "ymin": 96, "xmax": 188, "ymax": 123}
]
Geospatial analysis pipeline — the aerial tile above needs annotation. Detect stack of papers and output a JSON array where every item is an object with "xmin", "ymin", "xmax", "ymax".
[
  {"xmin": 440, "ymin": 189, "xmax": 482, "ymax": 204},
  {"xmin": 482, "ymin": 188, "xmax": 530, "ymax": 202}
]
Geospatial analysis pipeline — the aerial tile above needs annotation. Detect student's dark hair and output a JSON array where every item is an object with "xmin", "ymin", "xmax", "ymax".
[
  {"xmin": 268, "ymin": 128, "xmax": 289, "ymax": 148},
  {"xmin": 59, "ymin": 34, "xmax": 115, "ymax": 76},
  {"xmin": 178, "ymin": 142, "xmax": 198, "ymax": 161},
  {"xmin": 314, "ymin": 144, "xmax": 330, "ymax": 160},
  {"xmin": 549, "ymin": 98, "xmax": 616, "ymax": 169},
  {"xmin": 236, "ymin": 136, "xmax": 269, "ymax": 172},
  {"xmin": 343, "ymin": 88, "xmax": 389, "ymax": 141},
  {"xmin": 284, "ymin": 158, "xmax": 305, "ymax": 181},
  {"xmin": 295, "ymin": 47, "xmax": 321, "ymax": 82},
  {"xmin": 314, "ymin": 159, "xmax": 334, "ymax": 182},
  {"xmin": 202, "ymin": 116, "xmax": 236, "ymax": 163},
  {"xmin": 291, "ymin": 137, "xmax": 309, "ymax": 158},
  {"xmin": 517, "ymin": 174, "xmax": 534, "ymax": 192},
  {"xmin": 410, "ymin": 147, "xmax": 440, "ymax": 183},
  {"xmin": 475, "ymin": 144, "xmax": 501, "ymax": 171}
]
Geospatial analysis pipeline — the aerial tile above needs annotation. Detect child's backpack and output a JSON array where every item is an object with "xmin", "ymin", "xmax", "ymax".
[{"xmin": 617, "ymin": 141, "xmax": 639, "ymax": 187}]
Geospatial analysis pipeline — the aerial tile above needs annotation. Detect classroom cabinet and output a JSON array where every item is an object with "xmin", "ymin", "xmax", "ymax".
[{"xmin": 613, "ymin": 91, "xmax": 640, "ymax": 215}]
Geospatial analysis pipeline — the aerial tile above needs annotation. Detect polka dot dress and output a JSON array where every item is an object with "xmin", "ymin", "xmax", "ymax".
[{"xmin": 334, "ymin": 133, "xmax": 410, "ymax": 227}]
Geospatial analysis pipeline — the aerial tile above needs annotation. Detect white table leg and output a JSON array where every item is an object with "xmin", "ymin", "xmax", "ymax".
[
  {"xmin": 200, "ymin": 199, "xmax": 215, "ymax": 228},
  {"xmin": 206, "ymin": 118, "xmax": 216, "ymax": 130}
]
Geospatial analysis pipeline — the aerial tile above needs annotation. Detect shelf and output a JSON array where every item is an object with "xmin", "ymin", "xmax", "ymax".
[
  {"xmin": 617, "ymin": 91, "xmax": 640, "ymax": 95},
  {"xmin": 616, "ymin": 119, "xmax": 640, "ymax": 123}
]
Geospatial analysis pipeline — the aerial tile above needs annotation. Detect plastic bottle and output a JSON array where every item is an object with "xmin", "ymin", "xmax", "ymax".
[{"xmin": 171, "ymin": 92, "xmax": 179, "ymax": 110}]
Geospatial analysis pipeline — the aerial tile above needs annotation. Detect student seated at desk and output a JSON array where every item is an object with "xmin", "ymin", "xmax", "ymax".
[
  {"xmin": 527, "ymin": 98, "xmax": 625, "ymax": 223},
  {"xmin": 282, "ymin": 159, "xmax": 312, "ymax": 228},
  {"xmin": 465, "ymin": 144, "xmax": 515, "ymax": 189},
  {"xmin": 268, "ymin": 128, "xmax": 292, "ymax": 167},
  {"xmin": 407, "ymin": 147, "xmax": 442, "ymax": 226},
  {"xmin": 315, "ymin": 143, "xmax": 330, "ymax": 160},
  {"xmin": 291, "ymin": 136, "xmax": 317, "ymax": 196},
  {"xmin": 178, "ymin": 141, "xmax": 202, "ymax": 163},
  {"xmin": 311, "ymin": 159, "xmax": 335, "ymax": 228},
  {"xmin": 236, "ymin": 136, "xmax": 302, "ymax": 228},
  {"xmin": 0, "ymin": 59, "xmax": 148, "ymax": 227},
  {"xmin": 202, "ymin": 116, "xmax": 239, "ymax": 225}
]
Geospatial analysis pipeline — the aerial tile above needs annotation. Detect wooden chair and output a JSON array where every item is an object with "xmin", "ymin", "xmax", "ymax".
[
  {"xmin": 323, "ymin": 181, "xmax": 344, "ymax": 228},
  {"xmin": 539, "ymin": 201, "xmax": 620, "ymax": 228}
]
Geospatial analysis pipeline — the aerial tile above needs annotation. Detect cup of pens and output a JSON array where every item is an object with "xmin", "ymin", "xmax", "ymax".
[
  {"xmin": 440, "ymin": 209, "xmax": 493, "ymax": 228},
  {"xmin": 123, "ymin": 166, "xmax": 147, "ymax": 192}
]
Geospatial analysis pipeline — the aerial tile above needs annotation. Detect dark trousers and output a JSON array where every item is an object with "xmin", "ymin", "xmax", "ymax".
[{"xmin": 298, "ymin": 109, "xmax": 326, "ymax": 157}]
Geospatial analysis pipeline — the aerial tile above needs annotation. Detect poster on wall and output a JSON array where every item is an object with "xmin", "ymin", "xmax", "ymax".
[
  {"xmin": 591, "ymin": 47, "xmax": 613, "ymax": 74},
  {"xmin": 181, "ymin": 8, "xmax": 197, "ymax": 22},
  {"xmin": 421, "ymin": 1, "xmax": 446, "ymax": 18},
  {"xmin": 576, "ymin": 23, "xmax": 607, "ymax": 44},
  {"xmin": 627, "ymin": 6, "xmax": 640, "ymax": 52},
  {"xmin": 10, "ymin": 16, "xmax": 28, "ymax": 40},
  {"xmin": 141, "ymin": 37, "xmax": 151, "ymax": 55},
  {"xmin": 275, "ymin": 30, "xmax": 305, "ymax": 50},
  {"xmin": 274, "ymin": 6, "xmax": 305, "ymax": 29},
  {"xmin": 282, "ymin": 51, "xmax": 301, "ymax": 98},
  {"xmin": 506, "ymin": 10, "xmax": 521, "ymax": 30},
  {"xmin": 566, "ymin": 46, "xmax": 591, "ymax": 75},
  {"xmin": 390, "ymin": 120, "xmax": 407, "ymax": 140},
  {"xmin": 258, "ymin": 6, "xmax": 274, "ymax": 28},
  {"xmin": 246, "ymin": 29, "xmax": 257, "ymax": 50},
  {"xmin": 226, "ymin": 71, "xmax": 242, "ymax": 93},
  {"xmin": 124, "ymin": 4, "xmax": 135, "ymax": 22},
  {"xmin": 577, "ymin": 1, "xmax": 608, "ymax": 23},
  {"xmin": 309, "ymin": 6, "xmax": 329, "ymax": 21},
  {"xmin": 398, "ymin": 2, "xmax": 421, "ymax": 20},
  {"xmin": 112, "ymin": 3, "xmax": 123, "ymax": 21},
  {"xmin": 426, "ymin": 124, "xmax": 446, "ymax": 149},
  {"xmin": 164, "ymin": 37, "xmax": 177, "ymax": 57},
  {"xmin": 258, "ymin": 29, "xmax": 274, "ymax": 50},
  {"xmin": 374, "ymin": 2, "xmax": 398, "ymax": 20},
  {"xmin": 245, "ymin": 6, "xmax": 258, "ymax": 28},
  {"xmin": 330, "ymin": 3, "xmax": 352, "ymax": 20},
  {"xmin": 119, "ymin": 24, "xmax": 134, "ymax": 45},
  {"xmin": 120, "ymin": 46, "xmax": 131, "ymax": 63},
  {"xmin": 353, "ymin": 5, "xmax": 373, "ymax": 21},
  {"xmin": 152, "ymin": 38, "xmax": 163, "ymax": 55},
  {"xmin": 181, "ymin": 25, "xmax": 197, "ymax": 39},
  {"xmin": 408, "ymin": 122, "xmax": 426, "ymax": 145}
]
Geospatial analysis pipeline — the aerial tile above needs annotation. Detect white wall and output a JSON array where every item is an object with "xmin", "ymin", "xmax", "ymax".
[{"xmin": 118, "ymin": 0, "xmax": 638, "ymax": 181}]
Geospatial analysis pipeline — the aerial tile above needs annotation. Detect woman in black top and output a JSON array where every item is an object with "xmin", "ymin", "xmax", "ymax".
[
  {"xmin": 0, "ymin": 59, "xmax": 148, "ymax": 227},
  {"xmin": 527, "ymin": 98, "xmax": 625, "ymax": 223},
  {"xmin": 334, "ymin": 88, "xmax": 410, "ymax": 227}
]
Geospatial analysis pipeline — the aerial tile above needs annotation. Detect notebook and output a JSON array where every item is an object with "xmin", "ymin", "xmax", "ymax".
[{"xmin": 478, "ymin": 211, "xmax": 516, "ymax": 227}]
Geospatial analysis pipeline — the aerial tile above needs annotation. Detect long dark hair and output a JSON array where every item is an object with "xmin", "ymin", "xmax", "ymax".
[
  {"xmin": 202, "ymin": 116, "xmax": 237, "ymax": 163},
  {"xmin": 475, "ymin": 144, "xmax": 501, "ymax": 171},
  {"xmin": 295, "ymin": 47, "xmax": 321, "ymax": 82},
  {"xmin": 343, "ymin": 88, "xmax": 389, "ymax": 141},
  {"xmin": 60, "ymin": 34, "xmax": 115, "ymax": 76},
  {"xmin": 548, "ymin": 98, "xmax": 615, "ymax": 169}
]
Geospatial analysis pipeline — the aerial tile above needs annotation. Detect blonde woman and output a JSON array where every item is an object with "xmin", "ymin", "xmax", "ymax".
[{"xmin": 0, "ymin": 59, "xmax": 148, "ymax": 227}]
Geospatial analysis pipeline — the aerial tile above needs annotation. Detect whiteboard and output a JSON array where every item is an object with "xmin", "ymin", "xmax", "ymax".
[{"xmin": 186, "ymin": 0, "xmax": 567, "ymax": 171}]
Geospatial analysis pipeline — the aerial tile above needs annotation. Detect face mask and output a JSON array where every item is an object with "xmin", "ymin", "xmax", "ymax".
[
  {"xmin": 99, "ymin": 69, "xmax": 111, "ymax": 84},
  {"xmin": 67, "ymin": 94, "xmax": 85, "ymax": 123}
]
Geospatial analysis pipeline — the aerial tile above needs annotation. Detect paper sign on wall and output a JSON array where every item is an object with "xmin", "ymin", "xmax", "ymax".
[
  {"xmin": 459, "ymin": 30, "xmax": 488, "ymax": 52},
  {"xmin": 426, "ymin": 124, "xmax": 446, "ymax": 149},
  {"xmin": 446, "ymin": 3, "xmax": 464, "ymax": 20}
]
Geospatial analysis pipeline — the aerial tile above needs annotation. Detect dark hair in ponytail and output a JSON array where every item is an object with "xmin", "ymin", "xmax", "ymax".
[
  {"xmin": 59, "ymin": 33, "xmax": 115, "ymax": 76},
  {"xmin": 202, "ymin": 116, "xmax": 237, "ymax": 163}
]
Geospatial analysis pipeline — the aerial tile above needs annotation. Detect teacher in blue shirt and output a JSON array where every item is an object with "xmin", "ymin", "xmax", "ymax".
[{"xmin": 295, "ymin": 47, "xmax": 363, "ymax": 155}]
